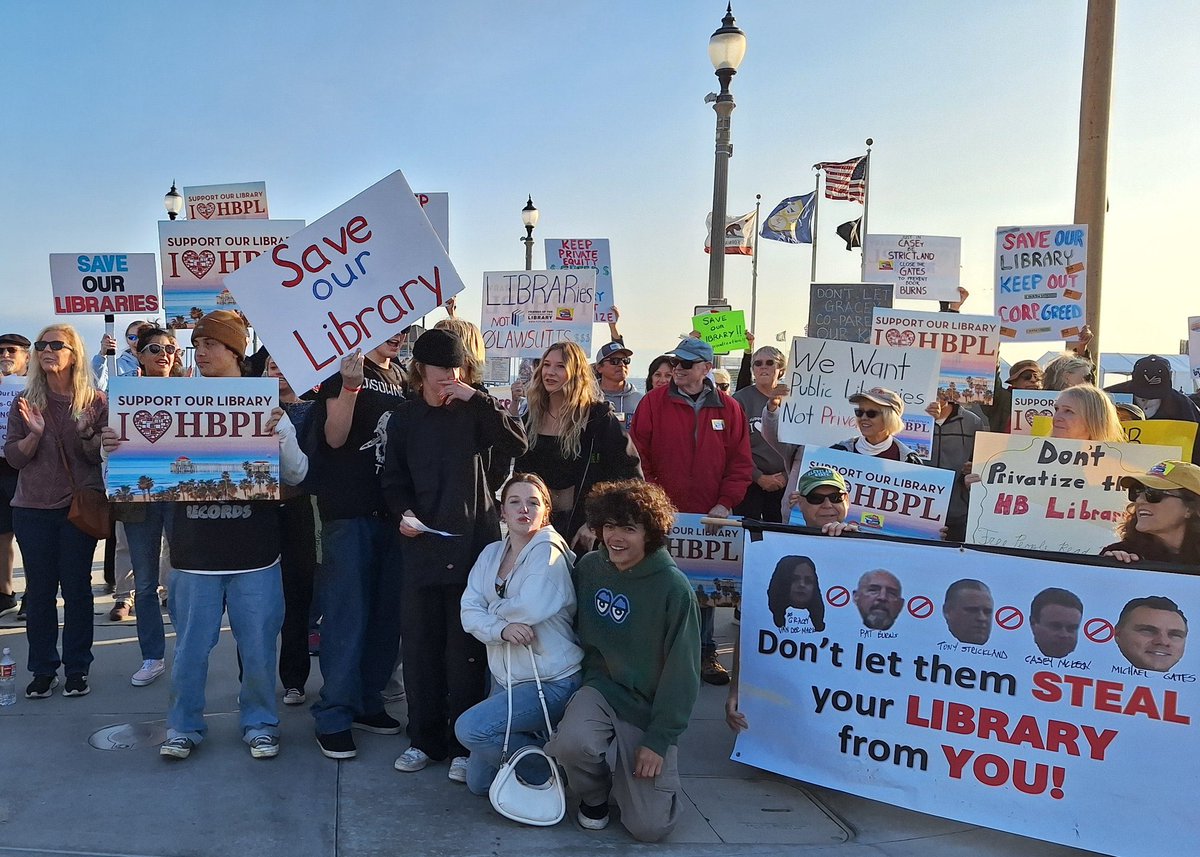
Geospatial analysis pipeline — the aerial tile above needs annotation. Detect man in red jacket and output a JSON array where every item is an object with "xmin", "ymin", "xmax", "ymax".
[{"xmin": 630, "ymin": 337, "xmax": 752, "ymax": 684}]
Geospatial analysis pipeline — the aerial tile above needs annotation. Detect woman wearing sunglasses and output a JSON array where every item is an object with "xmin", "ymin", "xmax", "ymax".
[
  {"xmin": 832, "ymin": 387, "xmax": 922, "ymax": 464},
  {"xmin": 91, "ymin": 319, "xmax": 151, "ymax": 391},
  {"xmin": 732, "ymin": 346, "xmax": 791, "ymax": 522},
  {"xmin": 1102, "ymin": 461, "xmax": 1200, "ymax": 565}
]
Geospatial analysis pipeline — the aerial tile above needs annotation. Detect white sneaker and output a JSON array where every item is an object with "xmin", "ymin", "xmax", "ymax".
[
  {"xmin": 283, "ymin": 688, "xmax": 306, "ymax": 705},
  {"xmin": 394, "ymin": 746, "xmax": 430, "ymax": 772},
  {"xmin": 131, "ymin": 659, "xmax": 165, "ymax": 687},
  {"xmin": 448, "ymin": 755, "xmax": 469, "ymax": 783}
]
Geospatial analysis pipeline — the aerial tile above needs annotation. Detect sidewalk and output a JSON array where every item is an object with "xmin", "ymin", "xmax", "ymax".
[{"xmin": 0, "ymin": 554, "xmax": 1101, "ymax": 857}]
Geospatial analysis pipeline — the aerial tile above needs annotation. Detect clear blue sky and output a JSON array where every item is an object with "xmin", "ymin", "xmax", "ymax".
[{"xmin": 2, "ymin": 1, "xmax": 1195, "ymax": 369}]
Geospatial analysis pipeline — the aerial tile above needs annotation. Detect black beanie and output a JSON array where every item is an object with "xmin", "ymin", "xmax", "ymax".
[{"xmin": 412, "ymin": 328, "xmax": 466, "ymax": 369}]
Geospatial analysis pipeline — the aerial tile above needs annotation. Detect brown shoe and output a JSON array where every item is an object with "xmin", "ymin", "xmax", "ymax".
[
  {"xmin": 701, "ymin": 652, "xmax": 731, "ymax": 686},
  {"xmin": 108, "ymin": 602, "xmax": 130, "ymax": 621}
]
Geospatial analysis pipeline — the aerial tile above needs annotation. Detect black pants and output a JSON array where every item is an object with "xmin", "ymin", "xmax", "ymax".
[
  {"xmin": 735, "ymin": 483, "xmax": 784, "ymax": 524},
  {"xmin": 401, "ymin": 582, "xmax": 488, "ymax": 760},
  {"xmin": 279, "ymin": 497, "xmax": 317, "ymax": 690}
]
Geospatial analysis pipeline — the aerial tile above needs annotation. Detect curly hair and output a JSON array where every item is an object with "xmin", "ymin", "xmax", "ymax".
[
  {"xmin": 1114, "ymin": 487, "xmax": 1200, "ymax": 563},
  {"xmin": 645, "ymin": 355, "xmax": 672, "ymax": 392},
  {"xmin": 526, "ymin": 341, "xmax": 602, "ymax": 460},
  {"xmin": 767, "ymin": 555, "xmax": 825, "ymax": 631},
  {"xmin": 584, "ymin": 479, "xmax": 676, "ymax": 553}
]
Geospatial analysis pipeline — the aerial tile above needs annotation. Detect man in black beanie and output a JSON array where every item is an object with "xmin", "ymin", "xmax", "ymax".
[{"xmin": 1106, "ymin": 355, "xmax": 1200, "ymax": 463}]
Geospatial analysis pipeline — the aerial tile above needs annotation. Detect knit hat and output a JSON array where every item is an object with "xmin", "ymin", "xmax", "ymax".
[
  {"xmin": 412, "ymin": 328, "xmax": 466, "ymax": 368},
  {"xmin": 1131, "ymin": 355, "xmax": 1172, "ymax": 399},
  {"xmin": 193, "ymin": 311, "xmax": 247, "ymax": 359}
]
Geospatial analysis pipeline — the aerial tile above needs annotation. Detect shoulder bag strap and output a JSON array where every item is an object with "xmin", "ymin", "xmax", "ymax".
[
  {"xmin": 500, "ymin": 641, "xmax": 514, "ymax": 763},
  {"xmin": 523, "ymin": 643, "xmax": 556, "ymax": 737}
]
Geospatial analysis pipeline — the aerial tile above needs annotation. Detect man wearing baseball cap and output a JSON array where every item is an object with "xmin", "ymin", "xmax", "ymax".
[
  {"xmin": 594, "ymin": 341, "xmax": 641, "ymax": 429},
  {"xmin": 630, "ymin": 336, "xmax": 752, "ymax": 685},
  {"xmin": 0, "ymin": 333, "xmax": 30, "ymax": 617}
]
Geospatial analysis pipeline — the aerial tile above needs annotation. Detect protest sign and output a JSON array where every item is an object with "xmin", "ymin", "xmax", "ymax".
[
  {"xmin": 666, "ymin": 514, "xmax": 742, "ymax": 607},
  {"xmin": 106, "ymin": 377, "xmax": 279, "ymax": 501},
  {"xmin": 182, "ymin": 182, "xmax": 269, "ymax": 220},
  {"xmin": 789, "ymin": 446, "xmax": 953, "ymax": 540},
  {"xmin": 871, "ymin": 309, "xmax": 999, "ymax": 407},
  {"xmin": 159, "ymin": 219, "xmax": 304, "ymax": 329},
  {"xmin": 776, "ymin": 337, "xmax": 941, "ymax": 456},
  {"xmin": 49, "ymin": 253, "xmax": 159, "ymax": 316},
  {"xmin": 224, "ymin": 171, "xmax": 465, "ymax": 395},
  {"xmin": 484, "ymin": 356, "xmax": 512, "ymax": 385},
  {"xmin": 0, "ymin": 376, "xmax": 27, "ymax": 448},
  {"xmin": 1010, "ymin": 390, "xmax": 1060, "ymax": 435},
  {"xmin": 480, "ymin": 269, "xmax": 596, "ymax": 359},
  {"xmin": 544, "ymin": 239, "xmax": 614, "ymax": 323},
  {"xmin": 862, "ymin": 235, "xmax": 961, "ymax": 301},
  {"xmin": 1030, "ymin": 415, "xmax": 1199, "ymax": 454},
  {"xmin": 416, "ymin": 192, "xmax": 449, "ymax": 249},
  {"xmin": 1189, "ymin": 317, "xmax": 1200, "ymax": 391},
  {"xmin": 965, "ymin": 432, "xmax": 1178, "ymax": 554},
  {"xmin": 692, "ymin": 310, "xmax": 748, "ymax": 355},
  {"xmin": 487, "ymin": 385, "xmax": 514, "ymax": 413},
  {"xmin": 807, "ymin": 284, "xmax": 893, "ymax": 344},
  {"xmin": 994, "ymin": 225, "xmax": 1088, "ymax": 342},
  {"xmin": 734, "ymin": 527, "xmax": 1199, "ymax": 857}
]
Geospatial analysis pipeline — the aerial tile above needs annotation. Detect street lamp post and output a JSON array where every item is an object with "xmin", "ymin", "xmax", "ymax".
[
  {"xmin": 521, "ymin": 195, "xmax": 539, "ymax": 270},
  {"xmin": 163, "ymin": 181, "xmax": 184, "ymax": 220},
  {"xmin": 705, "ymin": 4, "xmax": 747, "ymax": 306}
]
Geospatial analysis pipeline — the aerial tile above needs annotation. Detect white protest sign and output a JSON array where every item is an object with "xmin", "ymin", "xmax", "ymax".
[
  {"xmin": 182, "ymin": 182, "xmax": 269, "ymax": 220},
  {"xmin": 870, "ymin": 309, "xmax": 999, "ymax": 408},
  {"xmin": 1189, "ymin": 316, "xmax": 1200, "ymax": 391},
  {"xmin": 863, "ymin": 235, "xmax": 961, "ymax": 301},
  {"xmin": 544, "ymin": 239, "xmax": 614, "ymax": 323},
  {"xmin": 966, "ymin": 432, "xmax": 1179, "ymax": 554},
  {"xmin": 480, "ymin": 270, "xmax": 596, "ymax": 359},
  {"xmin": 49, "ymin": 253, "xmax": 160, "ymax": 316},
  {"xmin": 776, "ymin": 337, "xmax": 941, "ymax": 454},
  {"xmin": 224, "ymin": 170, "xmax": 465, "ymax": 394},
  {"xmin": 416, "ymin": 192, "xmax": 449, "ymax": 250},
  {"xmin": 1010, "ymin": 390, "xmax": 1061, "ymax": 435},
  {"xmin": 995, "ymin": 225, "xmax": 1088, "ymax": 342},
  {"xmin": 0, "ymin": 376, "xmax": 27, "ymax": 449}
]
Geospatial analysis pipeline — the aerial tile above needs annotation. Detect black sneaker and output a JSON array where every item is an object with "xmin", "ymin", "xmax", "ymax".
[
  {"xmin": 353, "ymin": 711, "xmax": 403, "ymax": 735},
  {"xmin": 577, "ymin": 800, "xmax": 611, "ymax": 831},
  {"xmin": 0, "ymin": 591, "xmax": 16, "ymax": 617},
  {"xmin": 701, "ymin": 653, "xmax": 731, "ymax": 686},
  {"xmin": 160, "ymin": 736, "xmax": 196, "ymax": 759},
  {"xmin": 25, "ymin": 675, "xmax": 59, "ymax": 698},
  {"xmin": 63, "ymin": 674, "xmax": 90, "ymax": 697},
  {"xmin": 15, "ymin": 597, "xmax": 26, "ymax": 622},
  {"xmin": 316, "ymin": 730, "xmax": 357, "ymax": 759}
]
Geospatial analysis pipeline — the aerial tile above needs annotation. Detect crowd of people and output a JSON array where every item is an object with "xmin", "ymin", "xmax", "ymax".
[{"xmin": 1, "ymin": 292, "xmax": 1198, "ymax": 841}]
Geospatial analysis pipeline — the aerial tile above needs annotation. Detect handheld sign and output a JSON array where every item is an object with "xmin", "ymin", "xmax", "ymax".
[
  {"xmin": 807, "ymin": 284, "xmax": 893, "ymax": 344},
  {"xmin": 0, "ymin": 376, "xmax": 27, "ymax": 449},
  {"xmin": 416, "ymin": 192, "xmax": 449, "ymax": 250},
  {"xmin": 862, "ymin": 235, "xmax": 961, "ymax": 301},
  {"xmin": 666, "ymin": 514, "xmax": 742, "ymax": 602},
  {"xmin": 871, "ymin": 309, "xmax": 999, "ymax": 407},
  {"xmin": 545, "ymin": 239, "xmax": 614, "ymax": 323},
  {"xmin": 1010, "ymin": 390, "xmax": 1061, "ymax": 435},
  {"xmin": 995, "ymin": 225, "xmax": 1088, "ymax": 342},
  {"xmin": 480, "ymin": 269, "xmax": 597, "ymax": 358},
  {"xmin": 1189, "ymin": 316, "xmax": 1200, "ymax": 391},
  {"xmin": 49, "ymin": 253, "xmax": 160, "ymax": 316},
  {"xmin": 693, "ymin": 310, "xmax": 748, "ymax": 355},
  {"xmin": 224, "ymin": 170, "xmax": 465, "ymax": 394},
  {"xmin": 182, "ymin": 182, "xmax": 269, "ymax": 220}
]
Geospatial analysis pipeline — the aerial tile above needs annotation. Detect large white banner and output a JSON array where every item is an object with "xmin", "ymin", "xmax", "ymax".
[
  {"xmin": 480, "ymin": 270, "xmax": 596, "ymax": 359},
  {"xmin": 545, "ymin": 239, "xmax": 614, "ymax": 323},
  {"xmin": 994, "ymin": 225, "xmax": 1088, "ymax": 342},
  {"xmin": 862, "ymin": 234, "xmax": 961, "ymax": 301},
  {"xmin": 224, "ymin": 170, "xmax": 465, "ymax": 394},
  {"xmin": 49, "ymin": 253, "xmax": 160, "ymax": 316},
  {"xmin": 734, "ymin": 529, "xmax": 1198, "ymax": 857}
]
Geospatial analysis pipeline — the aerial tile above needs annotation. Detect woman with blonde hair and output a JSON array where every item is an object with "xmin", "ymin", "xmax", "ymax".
[
  {"xmin": 1051, "ymin": 384, "xmax": 1124, "ymax": 442},
  {"xmin": 4, "ymin": 324, "xmax": 107, "ymax": 698},
  {"xmin": 514, "ymin": 341, "xmax": 641, "ymax": 547}
]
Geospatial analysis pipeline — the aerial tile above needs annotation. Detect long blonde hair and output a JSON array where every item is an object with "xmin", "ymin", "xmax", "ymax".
[
  {"xmin": 526, "ymin": 341, "xmax": 601, "ymax": 459},
  {"xmin": 24, "ymin": 324, "xmax": 98, "ymax": 416},
  {"xmin": 433, "ymin": 318, "xmax": 485, "ymax": 386},
  {"xmin": 1056, "ymin": 384, "xmax": 1125, "ymax": 443}
]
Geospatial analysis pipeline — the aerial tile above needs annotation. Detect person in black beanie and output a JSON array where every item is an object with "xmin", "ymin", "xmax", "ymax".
[
  {"xmin": 378, "ymin": 329, "xmax": 527, "ymax": 782},
  {"xmin": 1106, "ymin": 355, "xmax": 1200, "ymax": 463}
]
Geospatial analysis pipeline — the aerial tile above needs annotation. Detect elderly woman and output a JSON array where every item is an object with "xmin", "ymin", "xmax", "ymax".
[
  {"xmin": 733, "ymin": 346, "xmax": 790, "ymax": 522},
  {"xmin": 1103, "ymin": 461, "xmax": 1200, "ymax": 565},
  {"xmin": 1051, "ymin": 384, "xmax": 1125, "ymax": 442},
  {"xmin": 5, "ymin": 325, "xmax": 107, "ymax": 698},
  {"xmin": 832, "ymin": 387, "xmax": 921, "ymax": 464},
  {"xmin": 1042, "ymin": 354, "xmax": 1095, "ymax": 391}
]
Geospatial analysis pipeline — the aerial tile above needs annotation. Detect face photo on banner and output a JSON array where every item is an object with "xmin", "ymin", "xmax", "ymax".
[
  {"xmin": 862, "ymin": 235, "xmax": 962, "ymax": 302},
  {"xmin": 994, "ymin": 225, "xmax": 1088, "ymax": 342}
]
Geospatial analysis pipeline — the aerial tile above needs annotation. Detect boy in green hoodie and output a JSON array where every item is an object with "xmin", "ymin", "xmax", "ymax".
[{"xmin": 546, "ymin": 479, "xmax": 700, "ymax": 842}]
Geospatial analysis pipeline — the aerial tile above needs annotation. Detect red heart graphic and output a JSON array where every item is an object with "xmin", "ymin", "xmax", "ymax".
[
  {"xmin": 195, "ymin": 202, "xmax": 216, "ymax": 219},
  {"xmin": 181, "ymin": 250, "xmax": 215, "ymax": 280},
  {"xmin": 132, "ymin": 409, "xmax": 172, "ymax": 444}
]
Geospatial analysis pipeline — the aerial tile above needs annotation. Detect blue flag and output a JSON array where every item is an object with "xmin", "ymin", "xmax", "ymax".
[{"xmin": 760, "ymin": 193, "xmax": 815, "ymax": 244}]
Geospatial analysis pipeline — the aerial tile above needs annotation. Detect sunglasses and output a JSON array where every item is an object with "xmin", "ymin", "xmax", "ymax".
[
  {"xmin": 803, "ymin": 490, "xmax": 846, "ymax": 506},
  {"xmin": 605, "ymin": 357, "xmax": 631, "ymax": 366},
  {"xmin": 34, "ymin": 340, "xmax": 72, "ymax": 352},
  {"xmin": 0, "ymin": 347, "xmax": 21, "ymax": 355},
  {"xmin": 753, "ymin": 359, "xmax": 776, "ymax": 367},
  {"xmin": 1015, "ymin": 370, "xmax": 1041, "ymax": 382},
  {"xmin": 853, "ymin": 408, "xmax": 881, "ymax": 419},
  {"xmin": 716, "ymin": 382, "xmax": 730, "ymax": 391},
  {"xmin": 139, "ymin": 343, "xmax": 179, "ymax": 356},
  {"xmin": 1128, "ymin": 485, "xmax": 1186, "ymax": 504},
  {"xmin": 668, "ymin": 357, "xmax": 697, "ymax": 369}
]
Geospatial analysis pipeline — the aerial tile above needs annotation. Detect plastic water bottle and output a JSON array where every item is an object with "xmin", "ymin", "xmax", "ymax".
[{"xmin": 0, "ymin": 648, "xmax": 15, "ymax": 706}]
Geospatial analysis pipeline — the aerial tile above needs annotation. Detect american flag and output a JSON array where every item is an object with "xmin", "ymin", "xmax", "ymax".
[{"xmin": 813, "ymin": 155, "xmax": 867, "ymax": 203}]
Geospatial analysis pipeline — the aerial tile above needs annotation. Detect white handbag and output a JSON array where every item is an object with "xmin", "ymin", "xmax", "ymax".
[{"xmin": 488, "ymin": 643, "xmax": 567, "ymax": 827}]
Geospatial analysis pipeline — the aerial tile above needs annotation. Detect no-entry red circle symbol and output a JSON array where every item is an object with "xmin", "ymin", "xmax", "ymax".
[
  {"xmin": 995, "ymin": 606, "xmax": 1024, "ymax": 631},
  {"xmin": 907, "ymin": 595, "xmax": 934, "ymax": 619},
  {"xmin": 1084, "ymin": 617, "xmax": 1115, "ymax": 643},
  {"xmin": 826, "ymin": 586, "xmax": 850, "ymax": 607}
]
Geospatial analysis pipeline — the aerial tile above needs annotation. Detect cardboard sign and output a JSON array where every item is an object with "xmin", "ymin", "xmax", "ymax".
[
  {"xmin": 693, "ymin": 310, "xmax": 748, "ymax": 355},
  {"xmin": 807, "ymin": 284, "xmax": 894, "ymax": 344},
  {"xmin": 159, "ymin": 219, "xmax": 304, "ymax": 329},
  {"xmin": 776, "ymin": 336, "xmax": 941, "ymax": 455},
  {"xmin": 862, "ymin": 234, "xmax": 961, "ymax": 301},
  {"xmin": 49, "ymin": 253, "xmax": 160, "ymax": 316},
  {"xmin": 789, "ymin": 446, "xmax": 954, "ymax": 540},
  {"xmin": 871, "ymin": 310, "xmax": 999, "ymax": 409},
  {"xmin": 416, "ymin": 192, "xmax": 449, "ymax": 250},
  {"xmin": 0, "ymin": 376, "xmax": 27, "ymax": 449},
  {"xmin": 224, "ymin": 171, "xmax": 465, "ymax": 394},
  {"xmin": 182, "ymin": 182, "xmax": 269, "ymax": 220},
  {"xmin": 666, "ymin": 513, "xmax": 742, "ymax": 606},
  {"xmin": 994, "ymin": 225, "xmax": 1088, "ymax": 342},
  {"xmin": 106, "ymin": 377, "xmax": 279, "ymax": 501},
  {"xmin": 544, "ymin": 239, "xmax": 614, "ymax": 323},
  {"xmin": 735, "ymin": 528, "xmax": 1200, "ymax": 857},
  {"xmin": 965, "ymin": 433, "xmax": 1178, "ymax": 554},
  {"xmin": 1189, "ymin": 316, "xmax": 1200, "ymax": 391},
  {"xmin": 484, "ymin": 356, "xmax": 512, "ymax": 385},
  {"xmin": 480, "ymin": 269, "xmax": 596, "ymax": 359}
]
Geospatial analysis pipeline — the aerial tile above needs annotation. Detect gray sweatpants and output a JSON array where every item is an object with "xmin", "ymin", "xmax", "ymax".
[{"xmin": 545, "ymin": 686, "xmax": 681, "ymax": 842}]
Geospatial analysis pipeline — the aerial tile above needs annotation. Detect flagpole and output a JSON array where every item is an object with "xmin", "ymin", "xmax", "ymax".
[
  {"xmin": 810, "ymin": 172, "xmax": 821, "ymax": 283},
  {"xmin": 750, "ymin": 194, "xmax": 762, "ymax": 333},
  {"xmin": 860, "ymin": 138, "xmax": 873, "ymax": 280}
]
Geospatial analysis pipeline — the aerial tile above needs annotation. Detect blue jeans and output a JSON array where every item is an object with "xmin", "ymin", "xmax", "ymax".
[
  {"xmin": 700, "ymin": 605, "xmax": 716, "ymax": 658},
  {"xmin": 13, "ymin": 507, "xmax": 97, "ymax": 676},
  {"xmin": 454, "ymin": 672, "xmax": 582, "ymax": 796},
  {"xmin": 166, "ymin": 564, "xmax": 284, "ymax": 745},
  {"xmin": 125, "ymin": 504, "xmax": 167, "ymax": 661},
  {"xmin": 311, "ymin": 516, "xmax": 402, "ymax": 735}
]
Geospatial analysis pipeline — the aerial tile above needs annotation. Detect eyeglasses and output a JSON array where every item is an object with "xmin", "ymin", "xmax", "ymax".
[
  {"xmin": 34, "ymin": 340, "xmax": 72, "ymax": 352},
  {"xmin": 139, "ymin": 343, "xmax": 179, "ymax": 356},
  {"xmin": 0, "ymin": 347, "xmax": 21, "ymax": 355},
  {"xmin": 716, "ymin": 382, "xmax": 730, "ymax": 390},
  {"xmin": 853, "ymin": 408, "xmax": 881, "ymax": 419},
  {"xmin": 668, "ymin": 357, "xmax": 696, "ymax": 369},
  {"xmin": 1128, "ymin": 485, "xmax": 1186, "ymax": 504},
  {"xmin": 753, "ymin": 359, "xmax": 776, "ymax": 367},
  {"xmin": 604, "ymin": 357, "xmax": 631, "ymax": 366},
  {"xmin": 802, "ymin": 490, "xmax": 846, "ymax": 506}
]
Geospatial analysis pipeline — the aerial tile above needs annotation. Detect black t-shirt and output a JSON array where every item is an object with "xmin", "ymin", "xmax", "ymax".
[
  {"xmin": 312, "ymin": 359, "xmax": 406, "ymax": 520},
  {"xmin": 170, "ymin": 501, "xmax": 282, "ymax": 572}
]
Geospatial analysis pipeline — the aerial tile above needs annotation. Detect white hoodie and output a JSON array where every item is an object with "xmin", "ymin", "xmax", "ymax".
[{"xmin": 460, "ymin": 526, "xmax": 583, "ymax": 685}]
